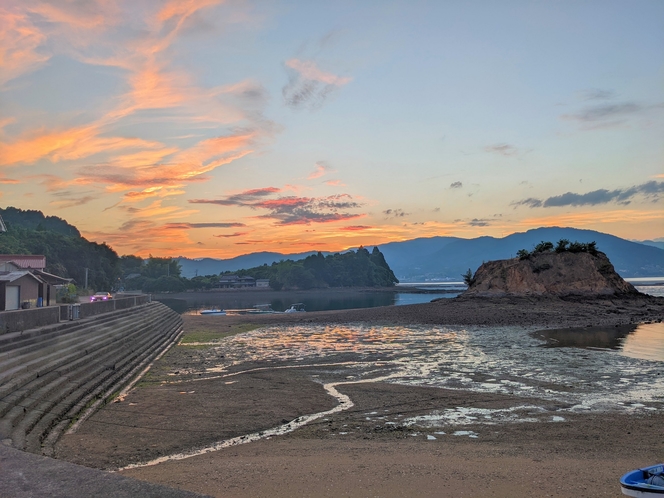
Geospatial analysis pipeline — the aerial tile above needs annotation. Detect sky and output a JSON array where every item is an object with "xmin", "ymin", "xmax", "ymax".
[{"xmin": 0, "ymin": 0, "xmax": 663, "ymax": 258}]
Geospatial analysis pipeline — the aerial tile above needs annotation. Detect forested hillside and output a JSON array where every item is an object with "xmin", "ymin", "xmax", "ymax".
[
  {"xmin": 0, "ymin": 208, "xmax": 119, "ymax": 290},
  {"xmin": 0, "ymin": 207, "xmax": 398, "ymax": 292},
  {"xmin": 237, "ymin": 247, "xmax": 398, "ymax": 289}
]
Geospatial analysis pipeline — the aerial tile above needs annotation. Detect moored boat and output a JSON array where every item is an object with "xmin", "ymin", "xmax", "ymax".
[
  {"xmin": 284, "ymin": 303, "xmax": 306, "ymax": 313},
  {"xmin": 199, "ymin": 309, "xmax": 226, "ymax": 315},
  {"xmin": 620, "ymin": 463, "xmax": 664, "ymax": 496}
]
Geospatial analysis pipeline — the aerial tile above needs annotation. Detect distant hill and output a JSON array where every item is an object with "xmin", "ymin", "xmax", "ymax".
[
  {"xmin": 0, "ymin": 207, "xmax": 81, "ymax": 237},
  {"xmin": 179, "ymin": 228, "xmax": 664, "ymax": 280},
  {"xmin": 0, "ymin": 207, "xmax": 118, "ymax": 289},
  {"xmin": 178, "ymin": 251, "xmax": 331, "ymax": 277},
  {"xmin": 381, "ymin": 227, "xmax": 664, "ymax": 280},
  {"xmin": 638, "ymin": 240, "xmax": 664, "ymax": 251}
]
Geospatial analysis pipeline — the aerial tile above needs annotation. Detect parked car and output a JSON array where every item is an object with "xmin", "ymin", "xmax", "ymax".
[{"xmin": 90, "ymin": 292, "xmax": 113, "ymax": 302}]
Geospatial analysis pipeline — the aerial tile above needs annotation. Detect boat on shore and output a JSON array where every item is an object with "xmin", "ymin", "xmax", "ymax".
[
  {"xmin": 620, "ymin": 463, "xmax": 664, "ymax": 496},
  {"xmin": 284, "ymin": 303, "xmax": 306, "ymax": 313},
  {"xmin": 224, "ymin": 304, "xmax": 277, "ymax": 316},
  {"xmin": 199, "ymin": 309, "xmax": 226, "ymax": 315}
]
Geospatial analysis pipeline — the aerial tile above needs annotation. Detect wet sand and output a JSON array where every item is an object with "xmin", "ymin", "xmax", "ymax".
[{"xmin": 55, "ymin": 295, "xmax": 664, "ymax": 497}]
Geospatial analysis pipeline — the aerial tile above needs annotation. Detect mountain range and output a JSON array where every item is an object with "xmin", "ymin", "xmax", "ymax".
[{"xmin": 178, "ymin": 227, "xmax": 664, "ymax": 280}]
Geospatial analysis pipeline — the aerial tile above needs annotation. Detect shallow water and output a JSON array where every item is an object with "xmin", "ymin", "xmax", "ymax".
[
  {"xmin": 533, "ymin": 323, "xmax": 664, "ymax": 362},
  {"xmin": 122, "ymin": 322, "xmax": 664, "ymax": 469},
  {"xmin": 159, "ymin": 291, "xmax": 451, "ymax": 315},
  {"xmin": 203, "ymin": 323, "xmax": 664, "ymax": 414}
]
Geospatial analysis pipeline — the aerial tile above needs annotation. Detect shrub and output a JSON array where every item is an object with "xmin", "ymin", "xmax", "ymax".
[
  {"xmin": 516, "ymin": 249, "xmax": 530, "ymax": 260},
  {"xmin": 534, "ymin": 241, "xmax": 554, "ymax": 253},
  {"xmin": 555, "ymin": 239, "xmax": 569, "ymax": 253},
  {"xmin": 462, "ymin": 268, "xmax": 474, "ymax": 286}
]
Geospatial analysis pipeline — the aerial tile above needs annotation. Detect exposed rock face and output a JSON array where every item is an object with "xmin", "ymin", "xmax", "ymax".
[{"xmin": 463, "ymin": 251, "xmax": 639, "ymax": 297}]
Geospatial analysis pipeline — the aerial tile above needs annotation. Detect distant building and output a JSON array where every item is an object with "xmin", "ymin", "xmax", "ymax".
[
  {"xmin": 0, "ymin": 255, "xmax": 46, "ymax": 270},
  {"xmin": 217, "ymin": 274, "xmax": 257, "ymax": 288},
  {"xmin": 0, "ymin": 271, "xmax": 44, "ymax": 311},
  {"xmin": 0, "ymin": 255, "xmax": 71, "ymax": 311},
  {"xmin": 256, "ymin": 279, "xmax": 270, "ymax": 288}
]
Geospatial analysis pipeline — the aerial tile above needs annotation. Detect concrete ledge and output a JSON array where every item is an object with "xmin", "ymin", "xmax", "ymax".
[
  {"xmin": 0, "ymin": 307, "xmax": 61, "ymax": 335},
  {"xmin": 0, "ymin": 442, "xmax": 209, "ymax": 498},
  {"xmin": 0, "ymin": 296, "xmax": 152, "ymax": 333}
]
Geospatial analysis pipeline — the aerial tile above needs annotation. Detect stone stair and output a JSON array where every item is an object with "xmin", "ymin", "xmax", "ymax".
[{"xmin": 0, "ymin": 302, "xmax": 182, "ymax": 455}]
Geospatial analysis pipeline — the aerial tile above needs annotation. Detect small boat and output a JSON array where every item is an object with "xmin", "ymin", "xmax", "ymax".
[
  {"xmin": 249, "ymin": 304, "xmax": 276, "ymax": 314},
  {"xmin": 284, "ymin": 303, "xmax": 306, "ymax": 313},
  {"xmin": 223, "ymin": 304, "xmax": 277, "ymax": 316},
  {"xmin": 199, "ymin": 309, "xmax": 226, "ymax": 315},
  {"xmin": 620, "ymin": 463, "xmax": 664, "ymax": 496}
]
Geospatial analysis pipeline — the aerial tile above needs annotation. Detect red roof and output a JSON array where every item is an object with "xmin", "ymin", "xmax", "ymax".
[{"xmin": 0, "ymin": 255, "xmax": 46, "ymax": 269}]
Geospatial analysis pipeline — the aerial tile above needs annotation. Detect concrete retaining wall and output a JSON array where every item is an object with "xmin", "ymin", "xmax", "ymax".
[
  {"xmin": 0, "ymin": 295, "xmax": 152, "ymax": 334},
  {"xmin": 0, "ymin": 307, "xmax": 62, "ymax": 335}
]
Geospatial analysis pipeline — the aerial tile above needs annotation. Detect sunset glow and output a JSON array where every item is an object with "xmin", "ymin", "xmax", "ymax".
[{"xmin": 1, "ymin": 1, "xmax": 662, "ymax": 257}]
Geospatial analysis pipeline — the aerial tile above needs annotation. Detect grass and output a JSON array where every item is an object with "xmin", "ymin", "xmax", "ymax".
[
  {"xmin": 179, "ymin": 323, "xmax": 261, "ymax": 344},
  {"xmin": 135, "ymin": 323, "xmax": 263, "ymax": 387}
]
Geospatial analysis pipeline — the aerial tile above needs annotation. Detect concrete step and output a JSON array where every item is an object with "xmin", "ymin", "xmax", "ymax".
[
  {"xmin": 32, "ymin": 319, "xmax": 183, "ymax": 453},
  {"xmin": 0, "ymin": 303, "xmax": 182, "ymax": 454},
  {"xmin": 0, "ymin": 304, "xmax": 158, "ymax": 370},
  {"xmin": 26, "ymin": 318, "xmax": 183, "ymax": 453},
  {"xmin": 0, "ymin": 304, "xmax": 157, "ymax": 354},
  {"xmin": 0, "ymin": 307, "xmax": 170, "ymax": 427},
  {"xmin": 0, "ymin": 305, "xmax": 165, "ymax": 394}
]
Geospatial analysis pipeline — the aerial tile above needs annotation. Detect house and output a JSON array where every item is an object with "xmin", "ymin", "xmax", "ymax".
[
  {"xmin": 0, "ymin": 255, "xmax": 71, "ymax": 310},
  {"xmin": 0, "ymin": 255, "xmax": 46, "ymax": 270},
  {"xmin": 0, "ymin": 271, "xmax": 44, "ymax": 311},
  {"xmin": 217, "ymin": 274, "xmax": 256, "ymax": 288},
  {"xmin": 256, "ymin": 279, "xmax": 270, "ymax": 288}
]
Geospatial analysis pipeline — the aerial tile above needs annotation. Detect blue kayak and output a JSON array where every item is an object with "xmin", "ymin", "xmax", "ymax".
[{"xmin": 621, "ymin": 464, "xmax": 664, "ymax": 496}]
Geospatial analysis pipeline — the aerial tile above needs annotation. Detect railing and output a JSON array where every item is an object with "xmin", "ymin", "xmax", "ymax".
[{"xmin": 0, "ymin": 295, "xmax": 152, "ymax": 334}]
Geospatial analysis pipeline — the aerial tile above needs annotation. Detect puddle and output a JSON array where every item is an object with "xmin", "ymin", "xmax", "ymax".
[
  {"xmin": 453, "ymin": 430, "xmax": 479, "ymax": 438},
  {"xmin": 531, "ymin": 323, "xmax": 664, "ymax": 362},
  {"xmin": 404, "ymin": 405, "xmax": 547, "ymax": 427}
]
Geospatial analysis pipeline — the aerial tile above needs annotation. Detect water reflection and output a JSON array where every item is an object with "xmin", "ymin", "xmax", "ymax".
[
  {"xmin": 198, "ymin": 323, "xmax": 664, "ymax": 414},
  {"xmin": 156, "ymin": 291, "xmax": 453, "ymax": 315},
  {"xmin": 532, "ymin": 325, "xmax": 638, "ymax": 350},
  {"xmin": 532, "ymin": 322, "xmax": 664, "ymax": 362}
]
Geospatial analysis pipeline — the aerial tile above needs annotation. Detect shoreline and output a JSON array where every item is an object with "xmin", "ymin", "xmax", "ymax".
[
  {"xmin": 182, "ymin": 293, "xmax": 664, "ymax": 329},
  {"xmin": 55, "ymin": 296, "xmax": 664, "ymax": 497}
]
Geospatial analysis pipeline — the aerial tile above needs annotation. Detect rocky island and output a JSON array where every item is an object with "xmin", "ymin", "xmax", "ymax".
[{"xmin": 463, "ymin": 240, "xmax": 638, "ymax": 297}]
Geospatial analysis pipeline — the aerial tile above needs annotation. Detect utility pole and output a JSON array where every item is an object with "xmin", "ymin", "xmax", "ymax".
[
  {"xmin": 84, "ymin": 268, "xmax": 89, "ymax": 289},
  {"xmin": 0, "ymin": 214, "xmax": 6, "ymax": 233}
]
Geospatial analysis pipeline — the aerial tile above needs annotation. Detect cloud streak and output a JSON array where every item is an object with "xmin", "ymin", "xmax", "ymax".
[
  {"xmin": 383, "ymin": 208, "xmax": 409, "ymax": 218},
  {"xmin": 308, "ymin": 161, "xmax": 333, "ymax": 180},
  {"xmin": 191, "ymin": 187, "xmax": 363, "ymax": 225},
  {"xmin": 512, "ymin": 181, "xmax": 664, "ymax": 208},
  {"xmin": 282, "ymin": 59, "xmax": 351, "ymax": 110},
  {"xmin": 163, "ymin": 222, "xmax": 246, "ymax": 230},
  {"xmin": 484, "ymin": 143, "xmax": 519, "ymax": 157}
]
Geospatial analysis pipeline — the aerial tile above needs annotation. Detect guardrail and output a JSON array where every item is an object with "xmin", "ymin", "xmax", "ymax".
[{"xmin": 0, "ymin": 295, "xmax": 152, "ymax": 334}]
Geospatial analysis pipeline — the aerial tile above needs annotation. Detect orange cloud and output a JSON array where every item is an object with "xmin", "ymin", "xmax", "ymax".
[
  {"xmin": 0, "ymin": 8, "xmax": 48, "ymax": 85},
  {"xmin": 325, "ymin": 179, "xmax": 346, "ymax": 187},
  {"xmin": 519, "ymin": 209, "xmax": 663, "ymax": 228},
  {"xmin": 157, "ymin": 0, "xmax": 223, "ymax": 24},
  {"xmin": 340, "ymin": 225, "xmax": 373, "ymax": 231},
  {"xmin": 308, "ymin": 161, "xmax": 332, "ymax": 180},
  {"xmin": 0, "ymin": 125, "xmax": 165, "ymax": 166},
  {"xmin": 0, "ymin": 176, "xmax": 19, "ymax": 184}
]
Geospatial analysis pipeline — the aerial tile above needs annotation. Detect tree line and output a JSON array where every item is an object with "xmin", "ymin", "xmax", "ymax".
[{"xmin": 0, "ymin": 208, "xmax": 398, "ymax": 293}]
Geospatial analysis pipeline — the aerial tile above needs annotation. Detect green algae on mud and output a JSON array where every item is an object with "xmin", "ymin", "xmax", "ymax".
[
  {"xmin": 136, "ymin": 323, "xmax": 264, "ymax": 387},
  {"xmin": 179, "ymin": 323, "xmax": 262, "ymax": 344}
]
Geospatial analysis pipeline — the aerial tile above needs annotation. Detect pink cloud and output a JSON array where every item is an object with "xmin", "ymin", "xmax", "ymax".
[{"xmin": 285, "ymin": 59, "xmax": 351, "ymax": 86}]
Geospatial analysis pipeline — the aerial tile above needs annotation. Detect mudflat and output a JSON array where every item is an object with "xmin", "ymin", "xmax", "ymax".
[{"xmin": 55, "ymin": 295, "xmax": 664, "ymax": 497}]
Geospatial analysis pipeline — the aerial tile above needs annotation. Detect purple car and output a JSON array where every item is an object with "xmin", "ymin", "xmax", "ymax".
[{"xmin": 90, "ymin": 292, "xmax": 112, "ymax": 302}]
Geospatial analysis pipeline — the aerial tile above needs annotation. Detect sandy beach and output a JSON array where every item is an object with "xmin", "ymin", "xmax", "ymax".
[{"xmin": 55, "ymin": 294, "xmax": 664, "ymax": 497}]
